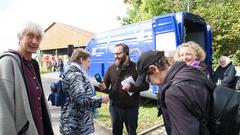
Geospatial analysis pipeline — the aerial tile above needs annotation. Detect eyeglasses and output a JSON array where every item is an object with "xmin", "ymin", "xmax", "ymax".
[{"xmin": 114, "ymin": 51, "xmax": 125, "ymax": 56}]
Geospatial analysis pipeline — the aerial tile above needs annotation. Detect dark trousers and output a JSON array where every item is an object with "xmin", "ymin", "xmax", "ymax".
[{"xmin": 109, "ymin": 105, "xmax": 139, "ymax": 135}]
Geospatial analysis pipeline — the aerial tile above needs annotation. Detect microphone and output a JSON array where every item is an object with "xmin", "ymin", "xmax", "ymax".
[{"xmin": 95, "ymin": 73, "xmax": 103, "ymax": 83}]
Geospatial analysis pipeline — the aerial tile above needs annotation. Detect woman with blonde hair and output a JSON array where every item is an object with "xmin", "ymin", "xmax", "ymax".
[
  {"xmin": 174, "ymin": 41, "xmax": 212, "ymax": 81},
  {"xmin": 175, "ymin": 41, "xmax": 206, "ymax": 67}
]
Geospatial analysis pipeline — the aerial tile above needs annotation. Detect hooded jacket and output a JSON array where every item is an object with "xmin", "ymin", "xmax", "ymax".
[
  {"xmin": 0, "ymin": 52, "xmax": 53, "ymax": 135},
  {"xmin": 160, "ymin": 61, "xmax": 213, "ymax": 135}
]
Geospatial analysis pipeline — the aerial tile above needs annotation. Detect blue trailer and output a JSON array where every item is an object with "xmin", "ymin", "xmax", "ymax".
[{"xmin": 85, "ymin": 12, "xmax": 212, "ymax": 99}]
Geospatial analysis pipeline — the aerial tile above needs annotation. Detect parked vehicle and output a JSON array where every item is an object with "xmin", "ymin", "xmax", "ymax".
[{"xmin": 86, "ymin": 12, "xmax": 212, "ymax": 99}]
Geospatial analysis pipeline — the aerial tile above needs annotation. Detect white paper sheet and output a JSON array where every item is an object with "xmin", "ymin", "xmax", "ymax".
[{"xmin": 121, "ymin": 76, "xmax": 135, "ymax": 96}]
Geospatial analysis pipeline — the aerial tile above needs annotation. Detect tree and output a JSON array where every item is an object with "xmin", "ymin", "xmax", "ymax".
[
  {"xmin": 192, "ymin": 1, "xmax": 240, "ymax": 67},
  {"xmin": 119, "ymin": 0, "xmax": 240, "ymax": 67}
]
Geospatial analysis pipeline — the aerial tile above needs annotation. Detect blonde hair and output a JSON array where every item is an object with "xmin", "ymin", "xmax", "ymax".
[
  {"xmin": 175, "ymin": 41, "xmax": 206, "ymax": 61},
  {"xmin": 70, "ymin": 48, "xmax": 90, "ymax": 63}
]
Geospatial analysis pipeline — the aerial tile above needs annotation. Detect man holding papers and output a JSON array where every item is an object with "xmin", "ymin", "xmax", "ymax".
[{"xmin": 98, "ymin": 43, "xmax": 149, "ymax": 135}]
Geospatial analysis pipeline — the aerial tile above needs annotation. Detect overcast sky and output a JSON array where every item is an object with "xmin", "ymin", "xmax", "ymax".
[{"xmin": 0, "ymin": 0, "xmax": 127, "ymax": 53}]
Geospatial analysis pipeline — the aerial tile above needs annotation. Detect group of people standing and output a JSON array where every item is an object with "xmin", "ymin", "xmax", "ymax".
[
  {"xmin": 135, "ymin": 41, "xmax": 238, "ymax": 135},
  {"xmin": 0, "ymin": 21, "xmax": 238, "ymax": 135},
  {"xmin": 0, "ymin": 22, "xmax": 148, "ymax": 135},
  {"xmin": 59, "ymin": 43, "xmax": 149, "ymax": 135}
]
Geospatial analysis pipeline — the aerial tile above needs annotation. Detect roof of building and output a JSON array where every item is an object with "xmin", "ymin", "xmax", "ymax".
[{"xmin": 40, "ymin": 22, "xmax": 94, "ymax": 50}]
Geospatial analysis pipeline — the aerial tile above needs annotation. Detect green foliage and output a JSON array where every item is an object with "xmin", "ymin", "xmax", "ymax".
[
  {"xmin": 120, "ymin": 0, "xmax": 191, "ymax": 23},
  {"xmin": 120, "ymin": 0, "xmax": 240, "ymax": 67},
  {"xmin": 192, "ymin": 1, "xmax": 240, "ymax": 67}
]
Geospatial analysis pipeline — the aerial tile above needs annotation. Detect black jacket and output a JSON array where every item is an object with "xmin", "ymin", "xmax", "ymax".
[
  {"xmin": 160, "ymin": 61, "xmax": 213, "ymax": 135},
  {"xmin": 214, "ymin": 63, "xmax": 237, "ymax": 89},
  {"xmin": 104, "ymin": 61, "xmax": 149, "ymax": 108},
  {"xmin": 221, "ymin": 64, "xmax": 237, "ymax": 89}
]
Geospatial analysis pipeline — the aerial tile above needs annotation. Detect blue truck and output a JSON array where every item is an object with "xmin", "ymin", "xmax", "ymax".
[{"xmin": 85, "ymin": 12, "xmax": 212, "ymax": 99}]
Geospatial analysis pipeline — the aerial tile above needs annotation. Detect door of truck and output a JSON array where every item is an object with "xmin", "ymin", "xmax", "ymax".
[
  {"xmin": 152, "ymin": 13, "xmax": 180, "ymax": 52},
  {"xmin": 182, "ymin": 12, "xmax": 212, "ymax": 74}
]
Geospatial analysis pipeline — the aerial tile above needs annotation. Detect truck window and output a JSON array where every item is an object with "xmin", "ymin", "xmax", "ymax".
[{"xmin": 156, "ymin": 32, "xmax": 177, "ymax": 51}]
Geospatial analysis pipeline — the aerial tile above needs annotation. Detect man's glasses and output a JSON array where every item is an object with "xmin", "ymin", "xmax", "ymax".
[{"xmin": 114, "ymin": 51, "xmax": 125, "ymax": 56}]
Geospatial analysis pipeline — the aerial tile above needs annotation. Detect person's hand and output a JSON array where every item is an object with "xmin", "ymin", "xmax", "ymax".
[
  {"xmin": 122, "ymin": 83, "xmax": 131, "ymax": 92},
  {"xmin": 101, "ymin": 95, "xmax": 109, "ymax": 104},
  {"xmin": 98, "ymin": 82, "xmax": 107, "ymax": 90}
]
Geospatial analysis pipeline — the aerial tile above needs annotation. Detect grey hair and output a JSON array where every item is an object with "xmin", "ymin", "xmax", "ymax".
[
  {"xmin": 17, "ymin": 22, "xmax": 44, "ymax": 40},
  {"xmin": 219, "ymin": 56, "xmax": 231, "ymax": 65}
]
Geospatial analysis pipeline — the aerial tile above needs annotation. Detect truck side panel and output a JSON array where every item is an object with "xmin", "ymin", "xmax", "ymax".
[{"xmin": 86, "ymin": 19, "xmax": 154, "ymax": 77}]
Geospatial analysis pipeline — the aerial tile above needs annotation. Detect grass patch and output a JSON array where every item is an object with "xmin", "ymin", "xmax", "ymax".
[
  {"xmin": 96, "ymin": 92, "xmax": 163, "ymax": 134},
  {"xmin": 40, "ymin": 70, "xmax": 51, "ymax": 74}
]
